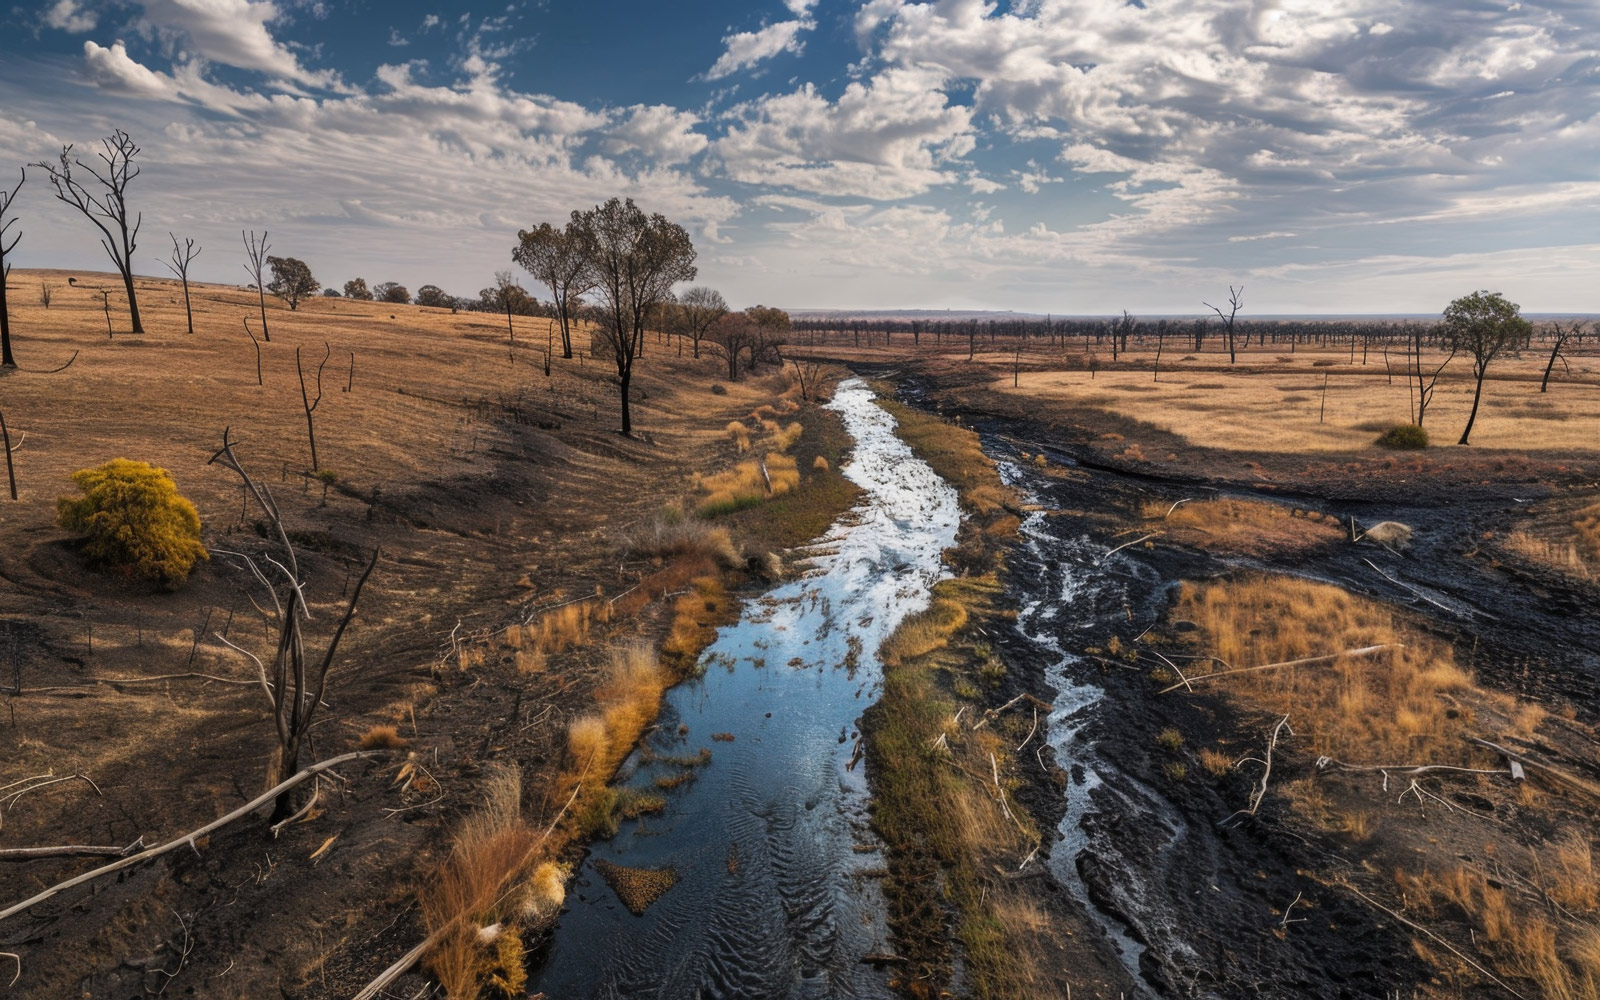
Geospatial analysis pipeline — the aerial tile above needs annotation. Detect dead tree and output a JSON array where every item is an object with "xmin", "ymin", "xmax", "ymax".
[
  {"xmin": 1410, "ymin": 325, "xmax": 1455, "ymax": 427},
  {"xmin": 0, "ymin": 168, "xmax": 24, "ymax": 368},
  {"xmin": 1, "ymin": 410, "xmax": 21, "ymax": 501},
  {"xmin": 208, "ymin": 429, "xmax": 379, "ymax": 820},
  {"xmin": 242, "ymin": 318, "xmax": 263, "ymax": 386},
  {"xmin": 791, "ymin": 359, "xmax": 824, "ymax": 401},
  {"xmin": 33, "ymin": 132, "xmax": 145, "ymax": 333},
  {"xmin": 163, "ymin": 233, "xmax": 201, "ymax": 335},
  {"xmin": 1540, "ymin": 321, "xmax": 1584, "ymax": 393},
  {"xmin": 296, "ymin": 342, "xmax": 331, "ymax": 471},
  {"xmin": 1203, "ymin": 286, "xmax": 1244, "ymax": 364},
  {"xmin": 243, "ymin": 230, "xmax": 271, "ymax": 342}
]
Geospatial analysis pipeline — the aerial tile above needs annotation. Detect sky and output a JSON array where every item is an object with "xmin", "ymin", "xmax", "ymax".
[{"xmin": 0, "ymin": 0, "xmax": 1597, "ymax": 314}]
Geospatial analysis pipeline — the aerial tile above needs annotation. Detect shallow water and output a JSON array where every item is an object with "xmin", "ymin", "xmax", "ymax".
[{"xmin": 532, "ymin": 378, "xmax": 960, "ymax": 1000}]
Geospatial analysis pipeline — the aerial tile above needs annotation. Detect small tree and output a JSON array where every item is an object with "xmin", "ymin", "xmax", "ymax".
[
  {"xmin": 267, "ymin": 256, "xmax": 319, "ymax": 311},
  {"xmin": 344, "ymin": 277, "xmax": 373, "ymax": 300},
  {"xmin": 513, "ymin": 220, "xmax": 593, "ymax": 359},
  {"xmin": 323, "ymin": 287, "xmax": 342, "ymax": 297},
  {"xmin": 243, "ymin": 230, "xmax": 271, "ymax": 340},
  {"xmin": 56, "ymin": 459, "xmax": 209, "ymax": 587},
  {"xmin": 570, "ymin": 197, "xmax": 697, "ymax": 435},
  {"xmin": 1203, "ymin": 286, "xmax": 1243, "ymax": 364},
  {"xmin": 0, "ymin": 168, "xmax": 22, "ymax": 367},
  {"xmin": 707, "ymin": 311, "xmax": 757, "ymax": 381},
  {"xmin": 163, "ymin": 232, "xmax": 201, "ymax": 334},
  {"xmin": 374, "ymin": 282, "xmax": 410, "ymax": 304},
  {"xmin": 677, "ymin": 286, "xmax": 727, "ymax": 359},
  {"xmin": 34, "ymin": 131, "xmax": 146, "ymax": 334},
  {"xmin": 1540, "ymin": 321, "xmax": 1584, "ymax": 393},
  {"xmin": 1441, "ymin": 290, "xmax": 1530, "ymax": 445},
  {"xmin": 415, "ymin": 284, "xmax": 450, "ymax": 308},
  {"xmin": 747, "ymin": 305, "xmax": 790, "ymax": 370}
]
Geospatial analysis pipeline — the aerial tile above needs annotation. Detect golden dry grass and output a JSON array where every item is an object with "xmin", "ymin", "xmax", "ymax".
[
  {"xmin": 1143, "ymin": 497, "xmax": 1345, "ymax": 557},
  {"xmin": 1176, "ymin": 576, "xmax": 1511, "ymax": 763},
  {"xmin": 1399, "ymin": 864, "xmax": 1600, "ymax": 1000},
  {"xmin": 879, "ymin": 596, "xmax": 968, "ymax": 665},
  {"xmin": 696, "ymin": 452, "xmax": 801, "ymax": 515},
  {"xmin": 357, "ymin": 724, "xmax": 409, "ymax": 749},
  {"xmin": 1004, "ymin": 350, "xmax": 1600, "ymax": 454},
  {"xmin": 420, "ymin": 765, "xmax": 544, "ymax": 1000}
]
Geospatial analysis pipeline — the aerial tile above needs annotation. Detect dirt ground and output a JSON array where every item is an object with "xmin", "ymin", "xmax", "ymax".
[
  {"xmin": 0, "ymin": 269, "xmax": 851, "ymax": 998},
  {"xmin": 839, "ymin": 343, "xmax": 1600, "ymax": 999}
]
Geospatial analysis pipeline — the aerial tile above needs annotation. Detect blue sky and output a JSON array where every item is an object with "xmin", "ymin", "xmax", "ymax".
[{"xmin": 1, "ymin": 0, "xmax": 1598, "ymax": 313}]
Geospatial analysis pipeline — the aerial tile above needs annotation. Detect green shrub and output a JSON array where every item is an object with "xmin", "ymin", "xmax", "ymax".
[
  {"xmin": 57, "ymin": 459, "xmax": 208, "ymax": 586},
  {"xmin": 1375, "ymin": 424, "xmax": 1428, "ymax": 450}
]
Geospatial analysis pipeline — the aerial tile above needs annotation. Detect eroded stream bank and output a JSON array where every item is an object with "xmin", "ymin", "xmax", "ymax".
[{"xmin": 532, "ymin": 379, "xmax": 958, "ymax": 998}]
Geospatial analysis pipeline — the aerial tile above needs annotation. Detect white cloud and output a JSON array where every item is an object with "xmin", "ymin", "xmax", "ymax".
[
  {"xmin": 604, "ymin": 105, "xmax": 709, "ymax": 165},
  {"xmin": 43, "ymin": 0, "xmax": 97, "ymax": 33},
  {"xmin": 703, "ymin": 19, "xmax": 812, "ymax": 81},
  {"xmin": 135, "ymin": 0, "xmax": 344, "ymax": 89},
  {"xmin": 713, "ymin": 67, "xmax": 974, "ymax": 199}
]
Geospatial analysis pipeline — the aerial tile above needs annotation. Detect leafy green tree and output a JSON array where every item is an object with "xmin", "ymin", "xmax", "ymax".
[
  {"xmin": 343, "ymin": 277, "xmax": 373, "ymax": 300},
  {"xmin": 57, "ymin": 459, "xmax": 208, "ymax": 586},
  {"xmin": 267, "ymin": 255, "xmax": 320, "ymax": 311},
  {"xmin": 570, "ymin": 197, "xmax": 697, "ymax": 435},
  {"xmin": 1441, "ymin": 290, "xmax": 1531, "ymax": 445}
]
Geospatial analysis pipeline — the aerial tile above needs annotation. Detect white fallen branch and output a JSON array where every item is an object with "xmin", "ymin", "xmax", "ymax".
[
  {"xmin": 1099, "ymin": 533, "xmax": 1157, "ymax": 565},
  {"xmin": 0, "ymin": 837, "xmax": 147, "ymax": 862},
  {"xmin": 0, "ymin": 751, "xmax": 381, "ymax": 923},
  {"xmin": 1160, "ymin": 645, "xmax": 1395, "ymax": 695},
  {"xmin": 1222, "ymin": 715, "xmax": 1291, "ymax": 826},
  {"xmin": 1343, "ymin": 884, "xmax": 1528, "ymax": 1000}
]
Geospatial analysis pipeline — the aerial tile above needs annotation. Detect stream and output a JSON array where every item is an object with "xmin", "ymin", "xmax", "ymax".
[{"xmin": 532, "ymin": 378, "xmax": 960, "ymax": 999}]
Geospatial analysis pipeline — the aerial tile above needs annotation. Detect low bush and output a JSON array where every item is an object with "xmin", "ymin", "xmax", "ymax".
[
  {"xmin": 56, "ymin": 459, "xmax": 208, "ymax": 586},
  {"xmin": 1374, "ymin": 424, "xmax": 1428, "ymax": 449}
]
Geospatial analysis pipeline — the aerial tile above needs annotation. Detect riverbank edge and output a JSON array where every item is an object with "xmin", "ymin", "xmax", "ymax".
[{"xmin": 861, "ymin": 381, "xmax": 1133, "ymax": 999}]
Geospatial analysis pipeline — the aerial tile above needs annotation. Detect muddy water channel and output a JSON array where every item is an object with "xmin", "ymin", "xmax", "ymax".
[{"xmin": 533, "ymin": 379, "xmax": 959, "ymax": 999}]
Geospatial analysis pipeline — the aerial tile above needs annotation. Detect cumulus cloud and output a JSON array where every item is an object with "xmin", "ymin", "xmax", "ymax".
[
  {"xmin": 713, "ymin": 67, "xmax": 975, "ymax": 199},
  {"xmin": 43, "ymin": 0, "xmax": 97, "ymax": 33},
  {"xmin": 703, "ymin": 18, "xmax": 812, "ymax": 80},
  {"xmin": 604, "ymin": 105, "xmax": 709, "ymax": 165}
]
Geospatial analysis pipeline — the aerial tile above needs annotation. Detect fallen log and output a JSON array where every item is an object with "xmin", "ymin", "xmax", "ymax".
[
  {"xmin": 0, "ymin": 838, "xmax": 146, "ymax": 862},
  {"xmin": 1159, "ymin": 645, "xmax": 1395, "ymax": 695},
  {"xmin": 1468, "ymin": 738, "xmax": 1600, "ymax": 802},
  {"xmin": 0, "ymin": 751, "xmax": 381, "ymax": 923}
]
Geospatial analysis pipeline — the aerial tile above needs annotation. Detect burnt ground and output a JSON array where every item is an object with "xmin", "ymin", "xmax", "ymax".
[
  {"xmin": 0, "ymin": 343, "xmax": 853, "ymax": 1000},
  {"xmin": 879, "ymin": 361, "xmax": 1600, "ymax": 999}
]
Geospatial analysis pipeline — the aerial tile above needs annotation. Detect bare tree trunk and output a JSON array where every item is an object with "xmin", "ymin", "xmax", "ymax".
[
  {"xmin": 0, "ymin": 266, "xmax": 12, "ymax": 368},
  {"xmin": 1, "ymin": 410, "xmax": 18, "ymax": 501},
  {"xmin": 296, "ymin": 343, "xmax": 330, "ymax": 470},
  {"xmin": 1459, "ymin": 368, "xmax": 1487, "ymax": 445}
]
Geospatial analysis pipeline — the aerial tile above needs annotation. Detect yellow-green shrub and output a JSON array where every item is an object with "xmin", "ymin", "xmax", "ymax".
[{"xmin": 56, "ymin": 459, "xmax": 208, "ymax": 586}]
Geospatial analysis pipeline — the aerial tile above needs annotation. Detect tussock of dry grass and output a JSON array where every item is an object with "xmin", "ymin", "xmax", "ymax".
[
  {"xmin": 661, "ymin": 575, "xmax": 732, "ymax": 671},
  {"xmin": 1144, "ymin": 498, "xmax": 1344, "ymax": 557},
  {"xmin": 421, "ymin": 765, "xmax": 556, "ymax": 1000},
  {"xmin": 879, "ymin": 596, "xmax": 967, "ymax": 665},
  {"xmin": 357, "ymin": 724, "xmax": 409, "ymax": 749},
  {"xmin": 565, "ymin": 644, "xmax": 665, "ymax": 778},
  {"xmin": 725, "ymin": 421, "xmax": 751, "ymax": 453},
  {"xmin": 622, "ymin": 512, "xmax": 741, "ymax": 568},
  {"xmin": 1178, "ymin": 576, "xmax": 1501, "ymax": 763},
  {"xmin": 696, "ymin": 452, "xmax": 800, "ymax": 515}
]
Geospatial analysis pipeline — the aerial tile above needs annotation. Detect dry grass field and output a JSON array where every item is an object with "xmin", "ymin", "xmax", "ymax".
[
  {"xmin": 0, "ymin": 268, "xmax": 857, "ymax": 998},
  {"xmin": 1001, "ymin": 348, "xmax": 1600, "ymax": 454}
]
